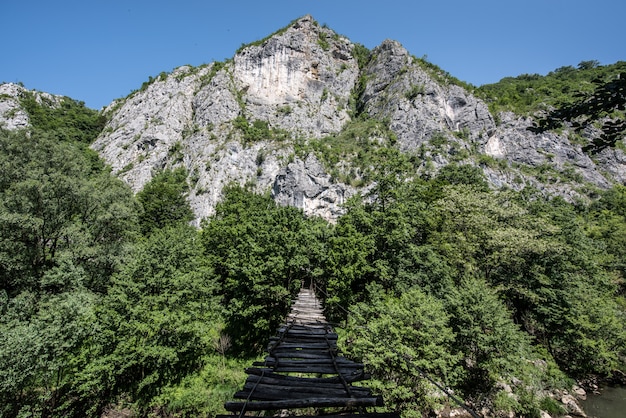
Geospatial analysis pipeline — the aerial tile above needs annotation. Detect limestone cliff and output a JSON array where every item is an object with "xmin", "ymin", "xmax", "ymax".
[
  {"xmin": 0, "ymin": 83, "xmax": 62, "ymax": 130},
  {"xmin": 91, "ymin": 15, "xmax": 360, "ymax": 224}
]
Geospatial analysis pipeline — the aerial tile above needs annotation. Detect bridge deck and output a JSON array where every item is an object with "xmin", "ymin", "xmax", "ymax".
[{"xmin": 218, "ymin": 288, "xmax": 397, "ymax": 417}]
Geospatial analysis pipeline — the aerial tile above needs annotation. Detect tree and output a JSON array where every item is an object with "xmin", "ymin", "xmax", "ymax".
[
  {"xmin": 434, "ymin": 163, "xmax": 489, "ymax": 191},
  {"xmin": 427, "ymin": 186, "xmax": 626, "ymax": 376},
  {"xmin": 577, "ymin": 60, "xmax": 600, "ymax": 70},
  {"xmin": 136, "ymin": 167, "xmax": 194, "ymax": 235},
  {"xmin": 70, "ymin": 225, "xmax": 220, "ymax": 415},
  {"xmin": 342, "ymin": 288, "xmax": 460, "ymax": 417},
  {"xmin": 0, "ymin": 287, "xmax": 99, "ymax": 417},
  {"xmin": 447, "ymin": 278, "xmax": 541, "ymax": 392},
  {"xmin": 0, "ymin": 129, "xmax": 139, "ymax": 296},
  {"xmin": 18, "ymin": 92, "xmax": 106, "ymax": 145},
  {"xmin": 201, "ymin": 184, "xmax": 328, "ymax": 354}
]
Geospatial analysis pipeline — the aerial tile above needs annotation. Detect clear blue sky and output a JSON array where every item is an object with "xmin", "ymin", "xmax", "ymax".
[{"xmin": 2, "ymin": 0, "xmax": 624, "ymax": 109}]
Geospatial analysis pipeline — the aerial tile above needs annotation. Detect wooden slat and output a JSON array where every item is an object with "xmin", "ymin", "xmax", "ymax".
[
  {"xmin": 245, "ymin": 367, "xmax": 370, "ymax": 383},
  {"xmin": 261, "ymin": 365, "xmax": 363, "ymax": 374},
  {"xmin": 261, "ymin": 357, "xmax": 360, "ymax": 366},
  {"xmin": 234, "ymin": 383, "xmax": 371, "ymax": 400},
  {"xmin": 279, "ymin": 328, "xmax": 335, "ymax": 336},
  {"xmin": 270, "ymin": 351, "xmax": 335, "ymax": 359},
  {"xmin": 245, "ymin": 373, "xmax": 369, "ymax": 390},
  {"xmin": 268, "ymin": 342, "xmax": 336, "ymax": 350},
  {"xmin": 224, "ymin": 396, "xmax": 383, "ymax": 411},
  {"xmin": 241, "ymin": 381, "xmax": 371, "ymax": 396},
  {"xmin": 270, "ymin": 334, "xmax": 338, "ymax": 342}
]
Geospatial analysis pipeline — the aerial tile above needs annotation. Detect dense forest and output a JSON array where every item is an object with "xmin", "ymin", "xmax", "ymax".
[{"xmin": 1, "ymin": 64, "xmax": 625, "ymax": 418}]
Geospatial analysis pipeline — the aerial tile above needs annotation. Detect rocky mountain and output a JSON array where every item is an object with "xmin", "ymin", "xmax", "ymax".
[
  {"xmin": 3, "ymin": 15, "xmax": 625, "ymax": 223},
  {"xmin": 0, "ymin": 83, "xmax": 62, "ymax": 131}
]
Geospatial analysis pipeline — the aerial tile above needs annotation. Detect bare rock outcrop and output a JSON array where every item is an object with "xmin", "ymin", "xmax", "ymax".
[
  {"xmin": 0, "ymin": 83, "xmax": 62, "ymax": 131},
  {"xmin": 272, "ymin": 154, "xmax": 355, "ymax": 220},
  {"xmin": 0, "ymin": 84, "xmax": 30, "ymax": 130},
  {"xmin": 90, "ymin": 15, "xmax": 362, "ymax": 223},
  {"xmin": 362, "ymin": 40, "xmax": 495, "ymax": 151},
  {"xmin": 233, "ymin": 15, "xmax": 358, "ymax": 138}
]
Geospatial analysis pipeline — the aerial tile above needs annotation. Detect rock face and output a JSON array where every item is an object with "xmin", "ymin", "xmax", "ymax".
[
  {"xmin": 0, "ymin": 84, "xmax": 30, "ymax": 130},
  {"xmin": 0, "ymin": 83, "xmax": 63, "ymax": 131},
  {"xmin": 362, "ymin": 40, "xmax": 495, "ymax": 151},
  {"xmin": 232, "ymin": 16, "xmax": 357, "ymax": 137},
  {"xmin": 358, "ymin": 40, "xmax": 620, "ymax": 199},
  {"xmin": 271, "ymin": 154, "xmax": 355, "ymax": 220},
  {"xmin": 90, "ymin": 15, "xmax": 360, "ymax": 223},
  {"xmin": 4, "ymin": 15, "xmax": 624, "ymax": 223}
]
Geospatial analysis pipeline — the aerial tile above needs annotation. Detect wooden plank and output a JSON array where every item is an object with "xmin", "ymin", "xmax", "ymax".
[
  {"xmin": 245, "ymin": 373, "xmax": 368, "ymax": 390},
  {"xmin": 270, "ymin": 334, "xmax": 338, "ymax": 342},
  {"xmin": 243, "ymin": 381, "xmax": 371, "ymax": 396},
  {"xmin": 224, "ymin": 396, "xmax": 383, "ymax": 411},
  {"xmin": 245, "ymin": 367, "xmax": 370, "ymax": 383},
  {"xmin": 278, "ymin": 324, "xmax": 329, "ymax": 329},
  {"xmin": 234, "ymin": 382, "xmax": 371, "ymax": 400},
  {"xmin": 241, "ymin": 380, "xmax": 371, "ymax": 392},
  {"xmin": 279, "ymin": 328, "xmax": 335, "ymax": 336},
  {"xmin": 287, "ymin": 313, "xmax": 326, "ymax": 318},
  {"xmin": 268, "ymin": 341, "xmax": 336, "ymax": 350},
  {"xmin": 268, "ymin": 347, "xmax": 337, "ymax": 355},
  {"xmin": 270, "ymin": 351, "xmax": 335, "ymax": 359},
  {"xmin": 253, "ymin": 359, "xmax": 363, "ymax": 369},
  {"xmin": 270, "ymin": 344, "xmax": 337, "ymax": 352},
  {"xmin": 234, "ymin": 389, "xmax": 370, "ymax": 401},
  {"xmin": 256, "ymin": 364, "xmax": 363, "ymax": 374},
  {"xmin": 261, "ymin": 357, "xmax": 361, "ymax": 367}
]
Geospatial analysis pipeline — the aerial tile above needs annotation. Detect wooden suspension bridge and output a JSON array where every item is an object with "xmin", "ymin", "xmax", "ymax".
[{"xmin": 217, "ymin": 287, "xmax": 399, "ymax": 418}]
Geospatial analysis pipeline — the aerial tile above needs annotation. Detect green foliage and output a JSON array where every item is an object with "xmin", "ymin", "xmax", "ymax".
[
  {"xmin": 296, "ymin": 117, "xmax": 398, "ymax": 186},
  {"xmin": 415, "ymin": 55, "xmax": 474, "ymax": 91},
  {"xmin": 19, "ymin": 91, "xmax": 106, "ymax": 142},
  {"xmin": 434, "ymin": 163, "xmax": 490, "ymax": 191},
  {"xmin": 446, "ymin": 277, "xmax": 540, "ymax": 394},
  {"xmin": 0, "ymin": 290, "xmax": 98, "ymax": 417},
  {"xmin": 233, "ymin": 115, "xmax": 289, "ymax": 143},
  {"xmin": 136, "ymin": 167, "xmax": 194, "ymax": 235},
  {"xmin": 199, "ymin": 60, "xmax": 226, "ymax": 88},
  {"xmin": 325, "ymin": 176, "xmax": 624, "ymax": 413},
  {"xmin": 430, "ymin": 187, "xmax": 626, "ymax": 376},
  {"xmin": 405, "ymin": 83, "xmax": 424, "ymax": 100},
  {"xmin": 352, "ymin": 43, "xmax": 371, "ymax": 71},
  {"xmin": 530, "ymin": 70, "xmax": 626, "ymax": 153},
  {"xmin": 201, "ymin": 184, "xmax": 328, "ymax": 354},
  {"xmin": 137, "ymin": 72, "xmax": 168, "ymax": 94},
  {"xmin": 317, "ymin": 32, "xmax": 330, "ymax": 51},
  {"xmin": 477, "ymin": 60, "xmax": 626, "ymax": 116},
  {"xmin": 342, "ymin": 288, "xmax": 460, "ymax": 416},
  {"xmin": 72, "ymin": 225, "xmax": 220, "ymax": 414},
  {"xmin": 0, "ymin": 129, "xmax": 139, "ymax": 296},
  {"xmin": 0, "ymin": 126, "xmax": 138, "ymax": 415},
  {"xmin": 167, "ymin": 140, "xmax": 184, "ymax": 162},
  {"xmin": 151, "ymin": 355, "xmax": 250, "ymax": 417}
]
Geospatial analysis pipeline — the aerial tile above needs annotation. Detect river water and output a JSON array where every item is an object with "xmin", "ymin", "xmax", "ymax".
[{"xmin": 581, "ymin": 386, "xmax": 626, "ymax": 418}]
